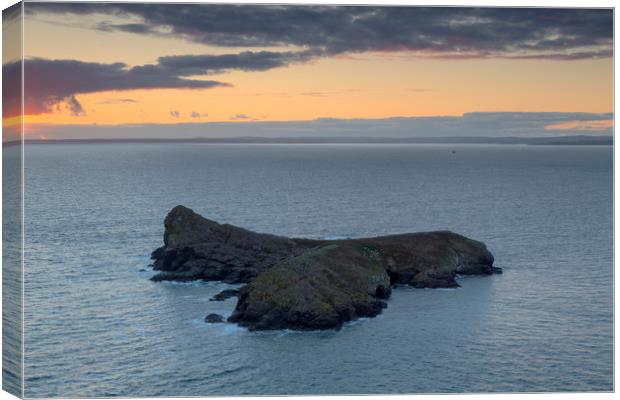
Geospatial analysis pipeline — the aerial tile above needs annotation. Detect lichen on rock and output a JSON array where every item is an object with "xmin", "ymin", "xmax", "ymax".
[{"xmin": 228, "ymin": 243, "xmax": 391, "ymax": 330}]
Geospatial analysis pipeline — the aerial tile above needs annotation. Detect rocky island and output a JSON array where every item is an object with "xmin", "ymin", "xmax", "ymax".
[{"xmin": 151, "ymin": 206, "xmax": 501, "ymax": 331}]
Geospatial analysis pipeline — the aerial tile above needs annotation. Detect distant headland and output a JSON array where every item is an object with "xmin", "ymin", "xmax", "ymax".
[{"xmin": 150, "ymin": 206, "xmax": 502, "ymax": 331}]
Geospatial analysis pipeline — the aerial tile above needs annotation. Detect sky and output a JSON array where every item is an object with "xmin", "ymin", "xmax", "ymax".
[{"xmin": 2, "ymin": 2, "xmax": 614, "ymax": 140}]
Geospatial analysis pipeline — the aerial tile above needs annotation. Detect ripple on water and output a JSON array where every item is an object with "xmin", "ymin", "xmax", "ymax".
[{"xmin": 21, "ymin": 144, "xmax": 612, "ymax": 396}]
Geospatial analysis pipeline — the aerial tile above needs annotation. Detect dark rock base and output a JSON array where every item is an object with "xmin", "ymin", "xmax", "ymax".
[{"xmin": 209, "ymin": 289, "xmax": 239, "ymax": 301}]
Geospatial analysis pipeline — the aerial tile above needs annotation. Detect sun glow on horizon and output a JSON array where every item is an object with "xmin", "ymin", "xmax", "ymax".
[
  {"xmin": 3, "ymin": 5, "xmax": 613, "ymax": 140},
  {"xmin": 19, "ymin": 54, "xmax": 614, "ymax": 126}
]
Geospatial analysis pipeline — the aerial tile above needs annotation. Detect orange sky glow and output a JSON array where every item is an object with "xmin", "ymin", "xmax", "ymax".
[{"xmin": 2, "ymin": 4, "xmax": 614, "ymax": 138}]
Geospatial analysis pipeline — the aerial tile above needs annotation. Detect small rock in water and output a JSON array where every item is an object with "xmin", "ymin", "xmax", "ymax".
[
  {"xmin": 209, "ymin": 289, "xmax": 239, "ymax": 301},
  {"xmin": 205, "ymin": 313, "xmax": 225, "ymax": 323}
]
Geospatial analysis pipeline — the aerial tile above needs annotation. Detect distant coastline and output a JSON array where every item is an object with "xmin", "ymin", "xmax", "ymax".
[{"xmin": 16, "ymin": 135, "xmax": 614, "ymax": 146}]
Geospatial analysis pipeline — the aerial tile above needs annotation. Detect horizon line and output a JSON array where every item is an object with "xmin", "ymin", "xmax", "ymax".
[
  {"xmin": 3, "ymin": 134, "xmax": 613, "ymax": 147},
  {"xmin": 21, "ymin": 111, "xmax": 615, "ymax": 128}
]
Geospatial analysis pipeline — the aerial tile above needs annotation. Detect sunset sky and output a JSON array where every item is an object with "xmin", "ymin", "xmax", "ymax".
[{"xmin": 2, "ymin": 2, "xmax": 614, "ymax": 140}]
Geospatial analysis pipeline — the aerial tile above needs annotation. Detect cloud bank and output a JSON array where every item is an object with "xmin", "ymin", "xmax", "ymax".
[
  {"xmin": 27, "ymin": 4, "xmax": 612, "ymax": 60},
  {"xmin": 25, "ymin": 112, "xmax": 613, "ymax": 140}
]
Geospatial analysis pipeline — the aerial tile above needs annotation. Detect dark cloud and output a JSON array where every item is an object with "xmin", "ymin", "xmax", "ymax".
[
  {"xmin": 97, "ymin": 98, "xmax": 138, "ymax": 105},
  {"xmin": 503, "ymin": 49, "xmax": 613, "ymax": 60},
  {"xmin": 2, "ymin": 2, "xmax": 21, "ymax": 23},
  {"xmin": 231, "ymin": 114, "xmax": 253, "ymax": 120},
  {"xmin": 96, "ymin": 22, "xmax": 156, "ymax": 34},
  {"xmin": 157, "ymin": 50, "xmax": 317, "ymax": 74},
  {"xmin": 26, "ymin": 4, "xmax": 612, "ymax": 59},
  {"xmin": 170, "ymin": 110, "xmax": 180, "ymax": 118},
  {"xmin": 190, "ymin": 112, "xmax": 208, "ymax": 118},
  {"xmin": 66, "ymin": 95, "xmax": 85, "ymax": 116},
  {"xmin": 3, "ymin": 48, "xmax": 325, "ymax": 117},
  {"xmin": 2, "ymin": 57, "xmax": 232, "ymax": 117}
]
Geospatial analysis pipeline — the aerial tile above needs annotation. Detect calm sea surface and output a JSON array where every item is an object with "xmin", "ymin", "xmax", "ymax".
[{"xmin": 21, "ymin": 144, "xmax": 612, "ymax": 397}]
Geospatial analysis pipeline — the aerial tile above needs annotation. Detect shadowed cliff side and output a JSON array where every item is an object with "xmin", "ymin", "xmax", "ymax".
[
  {"xmin": 150, "ymin": 206, "xmax": 320, "ymax": 283},
  {"xmin": 151, "ymin": 205, "xmax": 501, "ymax": 330}
]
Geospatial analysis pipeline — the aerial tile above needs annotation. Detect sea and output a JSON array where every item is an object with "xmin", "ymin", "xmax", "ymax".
[{"xmin": 9, "ymin": 143, "xmax": 615, "ymax": 396}]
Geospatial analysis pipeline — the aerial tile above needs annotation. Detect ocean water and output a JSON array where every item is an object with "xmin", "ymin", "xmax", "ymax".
[
  {"xmin": 3, "ymin": 144, "xmax": 23, "ymax": 397},
  {"xmin": 19, "ymin": 143, "xmax": 612, "ymax": 397}
]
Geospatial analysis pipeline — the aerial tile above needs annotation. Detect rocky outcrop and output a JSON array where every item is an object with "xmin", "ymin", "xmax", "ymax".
[
  {"xmin": 209, "ymin": 289, "xmax": 239, "ymax": 301},
  {"xmin": 204, "ymin": 313, "xmax": 225, "ymax": 323},
  {"xmin": 354, "ymin": 232, "xmax": 496, "ymax": 288},
  {"xmin": 151, "ymin": 206, "xmax": 501, "ymax": 330},
  {"xmin": 150, "ymin": 206, "xmax": 319, "ymax": 283},
  {"xmin": 228, "ymin": 243, "xmax": 391, "ymax": 331}
]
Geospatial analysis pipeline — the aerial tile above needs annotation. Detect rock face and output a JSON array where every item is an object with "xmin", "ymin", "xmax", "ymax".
[
  {"xmin": 151, "ymin": 206, "xmax": 319, "ymax": 283},
  {"xmin": 228, "ymin": 243, "xmax": 391, "ymax": 331},
  {"xmin": 151, "ymin": 206, "xmax": 500, "ymax": 331},
  {"xmin": 357, "ymin": 232, "xmax": 496, "ymax": 288}
]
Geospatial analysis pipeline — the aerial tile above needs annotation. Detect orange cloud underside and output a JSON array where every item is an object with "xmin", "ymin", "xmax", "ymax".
[{"xmin": 545, "ymin": 119, "xmax": 614, "ymax": 131}]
